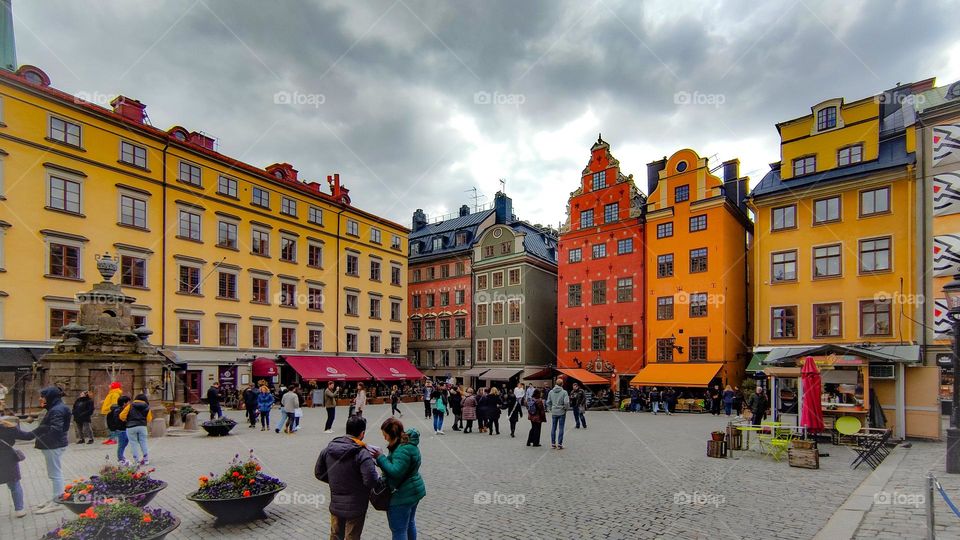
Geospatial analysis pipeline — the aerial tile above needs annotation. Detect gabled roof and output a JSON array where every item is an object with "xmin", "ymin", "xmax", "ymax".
[
  {"xmin": 408, "ymin": 209, "xmax": 495, "ymax": 262},
  {"xmin": 409, "ymin": 209, "xmax": 494, "ymax": 239},
  {"xmin": 512, "ymin": 221, "xmax": 558, "ymax": 265}
]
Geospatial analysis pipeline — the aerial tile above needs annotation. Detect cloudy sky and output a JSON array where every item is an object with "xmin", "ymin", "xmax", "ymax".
[{"xmin": 12, "ymin": 0, "xmax": 960, "ymax": 228}]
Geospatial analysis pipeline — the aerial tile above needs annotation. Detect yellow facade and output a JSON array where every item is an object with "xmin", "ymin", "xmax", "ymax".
[{"xmin": 0, "ymin": 67, "xmax": 407, "ymax": 397}]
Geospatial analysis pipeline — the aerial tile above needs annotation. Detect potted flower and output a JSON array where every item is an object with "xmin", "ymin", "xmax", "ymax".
[
  {"xmin": 179, "ymin": 405, "xmax": 198, "ymax": 424},
  {"xmin": 58, "ymin": 462, "xmax": 167, "ymax": 515},
  {"xmin": 42, "ymin": 501, "xmax": 179, "ymax": 540},
  {"xmin": 187, "ymin": 450, "xmax": 285, "ymax": 525},
  {"xmin": 201, "ymin": 417, "xmax": 237, "ymax": 436}
]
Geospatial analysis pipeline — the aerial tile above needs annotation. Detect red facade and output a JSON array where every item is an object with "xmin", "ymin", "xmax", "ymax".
[
  {"xmin": 557, "ymin": 138, "xmax": 646, "ymax": 385},
  {"xmin": 407, "ymin": 255, "xmax": 473, "ymax": 370}
]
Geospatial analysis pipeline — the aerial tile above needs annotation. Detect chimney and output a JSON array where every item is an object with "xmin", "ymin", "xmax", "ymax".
[
  {"xmin": 646, "ymin": 157, "xmax": 667, "ymax": 195},
  {"xmin": 412, "ymin": 209, "xmax": 428, "ymax": 232},
  {"xmin": 494, "ymin": 191, "xmax": 513, "ymax": 224},
  {"xmin": 110, "ymin": 96, "xmax": 146, "ymax": 124},
  {"xmin": 722, "ymin": 159, "xmax": 739, "ymax": 183},
  {"xmin": 327, "ymin": 173, "xmax": 350, "ymax": 204},
  {"xmin": 459, "ymin": 204, "xmax": 471, "ymax": 217},
  {"xmin": 721, "ymin": 159, "xmax": 745, "ymax": 209},
  {"xmin": 187, "ymin": 131, "xmax": 216, "ymax": 151}
]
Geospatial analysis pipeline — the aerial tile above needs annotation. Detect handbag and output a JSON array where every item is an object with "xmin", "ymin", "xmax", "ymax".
[
  {"xmin": 369, "ymin": 457, "xmax": 416, "ymax": 511},
  {"xmin": 1, "ymin": 439, "xmax": 25, "ymax": 462}
]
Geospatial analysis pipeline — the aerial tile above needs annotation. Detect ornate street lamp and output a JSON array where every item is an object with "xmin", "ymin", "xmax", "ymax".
[{"xmin": 943, "ymin": 274, "xmax": 960, "ymax": 473}]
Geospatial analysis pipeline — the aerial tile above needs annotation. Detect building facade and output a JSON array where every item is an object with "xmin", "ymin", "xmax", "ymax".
[{"xmin": 557, "ymin": 137, "xmax": 646, "ymax": 389}]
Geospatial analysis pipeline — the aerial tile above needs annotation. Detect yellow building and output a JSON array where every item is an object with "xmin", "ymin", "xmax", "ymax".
[
  {"xmin": 0, "ymin": 64, "xmax": 407, "ymax": 404},
  {"xmin": 748, "ymin": 79, "xmax": 939, "ymax": 439}
]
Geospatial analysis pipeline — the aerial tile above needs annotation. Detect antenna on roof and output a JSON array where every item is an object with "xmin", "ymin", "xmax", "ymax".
[
  {"xmin": 499, "ymin": 178, "xmax": 506, "ymax": 192},
  {"xmin": 466, "ymin": 187, "xmax": 485, "ymax": 213}
]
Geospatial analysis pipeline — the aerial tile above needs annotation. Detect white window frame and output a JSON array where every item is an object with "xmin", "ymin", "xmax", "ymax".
[
  {"xmin": 45, "ymin": 299, "xmax": 79, "ymax": 340},
  {"xmin": 491, "ymin": 338, "xmax": 505, "ymax": 362},
  {"xmin": 280, "ymin": 325, "xmax": 298, "ymax": 350},
  {"xmin": 508, "ymin": 337, "xmax": 521, "ymax": 363},
  {"xmin": 307, "ymin": 241, "xmax": 324, "ymax": 268},
  {"xmin": 44, "ymin": 233, "xmax": 85, "ymax": 280},
  {"xmin": 177, "ymin": 316, "xmax": 202, "ymax": 346},
  {"xmin": 216, "ymin": 267, "xmax": 240, "ymax": 300},
  {"xmin": 178, "ymin": 209, "xmax": 202, "ymax": 241},
  {"xmin": 48, "ymin": 115, "xmax": 82, "ymax": 147},
  {"xmin": 280, "ymin": 234, "xmax": 298, "ymax": 263},
  {"xmin": 346, "ymin": 219, "xmax": 359, "ymax": 236},
  {"xmin": 46, "ymin": 169, "xmax": 84, "ymax": 215},
  {"xmin": 252, "ymin": 186, "xmax": 270, "ymax": 208},
  {"xmin": 370, "ymin": 227, "xmax": 382, "ymax": 244},
  {"xmin": 251, "ymin": 228, "xmax": 270, "ymax": 256},
  {"xmin": 178, "ymin": 160, "xmax": 202, "ymax": 186},
  {"xmin": 117, "ymin": 188, "xmax": 149, "ymax": 229},
  {"xmin": 177, "ymin": 259, "xmax": 204, "ymax": 295},
  {"xmin": 476, "ymin": 339, "xmax": 489, "ymax": 364},
  {"xmin": 281, "ymin": 196, "xmax": 297, "ymax": 217},
  {"xmin": 218, "ymin": 176, "xmax": 238, "ymax": 198},
  {"xmin": 119, "ymin": 140, "xmax": 147, "ymax": 168},
  {"xmin": 308, "ymin": 206, "xmax": 323, "ymax": 225}
]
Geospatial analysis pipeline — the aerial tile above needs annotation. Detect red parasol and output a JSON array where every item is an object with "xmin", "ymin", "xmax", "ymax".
[{"xmin": 800, "ymin": 356, "xmax": 825, "ymax": 433}]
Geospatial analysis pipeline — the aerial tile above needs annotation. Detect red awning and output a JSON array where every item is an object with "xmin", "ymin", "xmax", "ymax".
[
  {"xmin": 251, "ymin": 358, "xmax": 278, "ymax": 378},
  {"xmin": 354, "ymin": 357, "xmax": 425, "ymax": 381},
  {"xmin": 283, "ymin": 356, "xmax": 370, "ymax": 381}
]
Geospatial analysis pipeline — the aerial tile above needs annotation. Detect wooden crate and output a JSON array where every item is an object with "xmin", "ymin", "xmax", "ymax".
[
  {"xmin": 707, "ymin": 440, "xmax": 726, "ymax": 458},
  {"xmin": 788, "ymin": 447, "xmax": 819, "ymax": 469}
]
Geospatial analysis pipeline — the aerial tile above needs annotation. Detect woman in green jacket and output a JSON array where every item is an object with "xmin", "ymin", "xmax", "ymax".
[{"xmin": 373, "ymin": 417, "xmax": 425, "ymax": 540}]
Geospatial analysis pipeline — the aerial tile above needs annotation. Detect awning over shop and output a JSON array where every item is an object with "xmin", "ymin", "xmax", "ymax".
[
  {"xmin": 523, "ymin": 367, "xmax": 555, "ymax": 380},
  {"xmin": 252, "ymin": 357, "xmax": 278, "ymax": 378},
  {"xmin": 355, "ymin": 357, "xmax": 425, "ymax": 381},
  {"xmin": 462, "ymin": 367, "xmax": 490, "ymax": 378},
  {"xmin": 557, "ymin": 368, "xmax": 609, "ymax": 385},
  {"xmin": 763, "ymin": 367, "xmax": 802, "ymax": 377},
  {"xmin": 746, "ymin": 352, "xmax": 768, "ymax": 373},
  {"xmin": 157, "ymin": 348, "xmax": 185, "ymax": 370},
  {"xmin": 763, "ymin": 344, "xmax": 920, "ymax": 366},
  {"xmin": 0, "ymin": 347, "xmax": 49, "ymax": 368},
  {"xmin": 480, "ymin": 368, "xmax": 523, "ymax": 381},
  {"xmin": 629, "ymin": 363, "xmax": 723, "ymax": 388},
  {"xmin": 282, "ymin": 356, "xmax": 370, "ymax": 381}
]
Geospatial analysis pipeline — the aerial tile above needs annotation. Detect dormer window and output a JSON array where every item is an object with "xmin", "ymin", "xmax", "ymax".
[
  {"xmin": 273, "ymin": 169, "xmax": 285, "ymax": 179},
  {"xmin": 817, "ymin": 107, "xmax": 837, "ymax": 131},
  {"xmin": 455, "ymin": 232, "xmax": 468, "ymax": 245},
  {"xmin": 838, "ymin": 144, "xmax": 863, "ymax": 167},
  {"xmin": 811, "ymin": 99, "xmax": 844, "ymax": 134},
  {"xmin": 591, "ymin": 172, "xmax": 604, "ymax": 191},
  {"xmin": 793, "ymin": 156, "xmax": 816, "ymax": 177},
  {"xmin": 432, "ymin": 237, "xmax": 443, "ymax": 251}
]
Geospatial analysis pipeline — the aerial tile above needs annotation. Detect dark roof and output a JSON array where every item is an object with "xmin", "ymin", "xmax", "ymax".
[
  {"xmin": 512, "ymin": 222, "xmax": 558, "ymax": 265},
  {"xmin": 750, "ymin": 135, "xmax": 915, "ymax": 199},
  {"xmin": 0, "ymin": 347, "xmax": 50, "ymax": 368},
  {"xmin": 409, "ymin": 209, "xmax": 495, "ymax": 262}
]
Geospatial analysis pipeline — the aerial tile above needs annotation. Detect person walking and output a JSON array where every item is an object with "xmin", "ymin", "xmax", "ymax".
[
  {"xmin": 207, "ymin": 382, "xmax": 223, "ymax": 420},
  {"xmin": 526, "ymin": 389, "xmax": 545, "ymax": 447},
  {"xmin": 278, "ymin": 384, "xmax": 300, "ymax": 434},
  {"xmin": 390, "ymin": 385, "xmax": 402, "ymax": 417},
  {"xmin": 106, "ymin": 396, "xmax": 130, "ymax": 463},
  {"xmin": 514, "ymin": 383, "xmax": 525, "ymax": 404},
  {"xmin": 324, "ymin": 381, "xmax": 340, "ymax": 433},
  {"xmin": 487, "ymin": 387, "xmax": 502, "ymax": 436},
  {"xmin": 1, "ymin": 415, "xmax": 34, "ymax": 518},
  {"xmin": 32, "ymin": 387, "xmax": 70, "ymax": 514},
  {"xmin": 119, "ymin": 393, "xmax": 153, "ymax": 465},
  {"xmin": 243, "ymin": 384, "xmax": 259, "ymax": 428},
  {"xmin": 257, "ymin": 385, "xmax": 274, "ymax": 431},
  {"xmin": 650, "ymin": 387, "xmax": 661, "ymax": 415},
  {"xmin": 315, "ymin": 415, "xmax": 379, "ymax": 540},
  {"xmin": 709, "ymin": 384, "xmax": 722, "ymax": 416},
  {"xmin": 354, "ymin": 383, "xmax": 367, "ymax": 418},
  {"xmin": 546, "ymin": 378, "xmax": 570, "ymax": 449},
  {"xmin": 71, "ymin": 391, "xmax": 95, "ymax": 444},
  {"xmin": 628, "ymin": 386, "xmax": 639, "ymax": 412},
  {"xmin": 476, "ymin": 388, "xmax": 490, "ymax": 434},
  {"xmin": 430, "ymin": 388, "xmax": 446, "ymax": 435},
  {"xmin": 100, "ymin": 381, "xmax": 122, "ymax": 445},
  {"xmin": 733, "ymin": 386, "xmax": 745, "ymax": 417},
  {"xmin": 722, "ymin": 385, "xmax": 735, "ymax": 417},
  {"xmin": 421, "ymin": 380, "xmax": 433, "ymax": 420},
  {"xmin": 570, "ymin": 382, "xmax": 587, "ymax": 429},
  {"xmin": 373, "ymin": 418, "xmax": 425, "ymax": 540},
  {"xmin": 506, "ymin": 390, "xmax": 523, "ymax": 437},
  {"xmin": 448, "ymin": 386, "xmax": 462, "ymax": 431},
  {"xmin": 748, "ymin": 386, "xmax": 769, "ymax": 426},
  {"xmin": 461, "ymin": 388, "xmax": 477, "ymax": 433},
  {"xmin": 663, "ymin": 387, "xmax": 676, "ymax": 415}
]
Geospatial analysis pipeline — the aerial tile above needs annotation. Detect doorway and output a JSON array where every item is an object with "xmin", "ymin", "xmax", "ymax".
[{"xmin": 182, "ymin": 370, "xmax": 202, "ymax": 404}]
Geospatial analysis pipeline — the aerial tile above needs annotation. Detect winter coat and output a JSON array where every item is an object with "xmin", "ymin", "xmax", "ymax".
[
  {"xmin": 748, "ymin": 392, "xmax": 769, "ymax": 416},
  {"xmin": 546, "ymin": 386, "xmax": 570, "ymax": 416},
  {"xmin": 206, "ymin": 387, "xmax": 221, "ymax": 408},
  {"xmin": 528, "ymin": 398, "xmax": 546, "ymax": 423},
  {"xmin": 448, "ymin": 392, "xmax": 462, "ymax": 415},
  {"xmin": 100, "ymin": 387, "xmax": 122, "ymax": 415},
  {"xmin": 33, "ymin": 387, "xmax": 71, "ymax": 450},
  {"xmin": 487, "ymin": 394, "xmax": 503, "ymax": 419},
  {"xmin": 462, "ymin": 395, "xmax": 478, "ymax": 420},
  {"xmin": 323, "ymin": 388, "xmax": 339, "ymax": 408},
  {"xmin": 376, "ymin": 429, "xmax": 426, "ymax": 507},
  {"xmin": 476, "ymin": 395, "xmax": 492, "ymax": 420},
  {"xmin": 569, "ymin": 388, "xmax": 586, "ymax": 409},
  {"xmin": 72, "ymin": 396, "xmax": 94, "ymax": 423},
  {"xmin": 119, "ymin": 400, "xmax": 153, "ymax": 428},
  {"xmin": 257, "ymin": 392, "xmax": 275, "ymax": 412},
  {"xmin": 243, "ymin": 388, "xmax": 259, "ymax": 408},
  {"xmin": 106, "ymin": 405, "xmax": 127, "ymax": 432},
  {"xmin": 281, "ymin": 391, "xmax": 300, "ymax": 413},
  {"xmin": 315, "ymin": 435, "xmax": 379, "ymax": 519},
  {"xmin": 723, "ymin": 390, "xmax": 735, "ymax": 405},
  {"xmin": 506, "ymin": 395, "xmax": 523, "ymax": 421},
  {"xmin": 0, "ymin": 423, "xmax": 34, "ymax": 483}
]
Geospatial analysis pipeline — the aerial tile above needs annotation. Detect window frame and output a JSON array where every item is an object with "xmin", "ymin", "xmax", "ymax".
[
  {"xmin": 689, "ymin": 247, "xmax": 708, "ymax": 273},
  {"xmin": 689, "ymin": 214, "xmax": 707, "ymax": 232},
  {"xmin": 48, "ymin": 115, "xmax": 82, "ymax": 147},
  {"xmin": 656, "ymin": 222, "xmax": 673, "ymax": 239},
  {"xmin": 771, "ymin": 204, "xmax": 797, "ymax": 231},
  {"xmin": 119, "ymin": 193, "xmax": 147, "ymax": 229},
  {"xmin": 280, "ymin": 196, "xmax": 298, "ymax": 217},
  {"xmin": 812, "ymin": 243, "xmax": 842, "ymax": 279},
  {"xmin": 178, "ymin": 161, "xmax": 202, "ymax": 187},
  {"xmin": 657, "ymin": 254, "xmax": 674, "ymax": 278},
  {"xmin": 813, "ymin": 195, "xmax": 841, "ymax": 225},
  {"xmin": 859, "ymin": 186, "xmax": 891, "ymax": 217},
  {"xmin": 675, "ymin": 185, "xmax": 689, "ymax": 203},
  {"xmin": 859, "ymin": 236, "xmax": 892, "ymax": 274},
  {"xmin": 119, "ymin": 140, "xmax": 147, "ymax": 168},
  {"xmin": 837, "ymin": 143, "xmax": 863, "ymax": 167},
  {"xmin": 792, "ymin": 155, "xmax": 816, "ymax": 176},
  {"xmin": 860, "ymin": 299, "xmax": 892, "ymax": 337},
  {"xmin": 770, "ymin": 249, "xmax": 798, "ymax": 283},
  {"xmin": 251, "ymin": 186, "xmax": 270, "ymax": 208},
  {"xmin": 813, "ymin": 302, "xmax": 842, "ymax": 338},
  {"xmin": 771, "ymin": 306, "xmax": 798, "ymax": 339},
  {"xmin": 217, "ymin": 176, "xmax": 238, "ymax": 198}
]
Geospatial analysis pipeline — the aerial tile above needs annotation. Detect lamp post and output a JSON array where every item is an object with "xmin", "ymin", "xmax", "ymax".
[{"xmin": 943, "ymin": 274, "xmax": 960, "ymax": 473}]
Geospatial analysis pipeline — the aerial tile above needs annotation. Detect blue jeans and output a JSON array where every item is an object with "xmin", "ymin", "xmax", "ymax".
[
  {"xmin": 6, "ymin": 480, "xmax": 24, "ymax": 511},
  {"xmin": 573, "ymin": 406, "xmax": 587, "ymax": 428},
  {"xmin": 260, "ymin": 409, "xmax": 271, "ymax": 428},
  {"xmin": 724, "ymin": 402, "xmax": 733, "ymax": 415},
  {"xmin": 432, "ymin": 410, "xmax": 444, "ymax": 432},
  {"xmin": 386, "ymin": 502, "xmax": 419, "ymax": 540},
  {"xmin": 550, "ymin": 414, "xmax": 566, "ymax": 445},
  {"xmin": 117, "ymin": 430, "xmax": 129, "ymax": 462},
  {"xmin": 126, "ymin": 425, "xmax": 149, "ymax": 461},
  {"xmin": 652, "ymin": 401, "xmax": 660, "ymax": 413},
  {"xmin": 41, "ymin": 447, "xmax": 65, "ymax": 500}
]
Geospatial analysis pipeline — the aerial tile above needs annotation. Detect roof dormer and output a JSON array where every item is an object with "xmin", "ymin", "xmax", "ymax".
[{"xmin": 811, "ymin": 98, "xmax": 845, "ymax": 135}]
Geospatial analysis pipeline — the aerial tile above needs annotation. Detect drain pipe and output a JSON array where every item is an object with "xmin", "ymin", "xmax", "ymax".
[{"xmin": 160, "ymin": 137, "xmax": 170, "ymax": 347}]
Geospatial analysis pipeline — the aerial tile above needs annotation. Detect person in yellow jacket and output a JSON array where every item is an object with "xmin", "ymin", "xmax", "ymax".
[
  {"xmin": 100, "ymin": 382, "xmax": 123, "ymax": 445},
  {"xmin": 119, "ymin": 394, "xmax": 153, "ymax": 465}
]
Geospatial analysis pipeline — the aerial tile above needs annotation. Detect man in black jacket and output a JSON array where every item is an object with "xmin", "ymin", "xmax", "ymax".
[
  {"xmin": 242, "ymin": 384, "xmax": 259, "ymax": 428},
  {"xmin": 315, "ymin": 415, "xmax": 379, "ymax": 540},
  {"xmin": 570, "ymin": 382, "xmax": 587, "ymax": 429},
  {"xmin": 207, "ymin": 382, "xmax": 223, "ymax": 420},
  {"xmin": 32, "ymin": 386, "xmax": 71, "ymax": 514},
  {"xmin": 71, "ymin": 391, "xmax": 95, "ymax": 444}
]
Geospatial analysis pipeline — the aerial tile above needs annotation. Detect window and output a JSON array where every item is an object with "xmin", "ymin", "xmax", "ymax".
[
  {"xmin": 772, "ymin": 306, "xmax": 797, "ymax": 338},
  {"xmin": 482, "ymin": 245, "xmax": 494, "ymax": 259},
  {"xmin": 217, "ymin": 221, "xmax": 238, "ymax": 249},
  {"xmin": 370, "ymin": 259, "xmax": 382, "ymax": 281},
  {"xmin": 568, "ymin": 248, "xmax": 582, "ymax": 263},
  {"xmin": 580, "ymin": 209, "xmax": 594, "ymax": 229},
  {"xmin": 656, "ymin": 222, "xmax": 673, "ymax": 239},
  {"xmin": 280, "ymin": 327, "xmax": 296, "ymax": 349},
  {"xmin": 771, "ymin": 250, "xmax": 797, "ymax": 282},
  {"xmin": 508, "ymin": 338, "xmax": 521, "ymax": 362},
  {"xmin": 252, "ymin": 325, "xmax": 269, "ymax": 348},
  {"xmin": 425, "ymin": 294, "xmax": 435, "ymax": 308},
  {"xmin": 281, "ymin": 197, "xmax": 297, "ymax": 217},
  {"xmin": 346, "ymin": 253, "xmax": 359, "ymax": 276},
  {"xmin": 591, "ymin": 327, "xmax": 606, "ymax": 351},
  {"xmin": 592, "ymin": 243, "xmax": 606, "ymax": 259},
  {"xmin": 591, "ymin": 280, "xmax": 606, "ymax": 305},
  {"xmin": 689, "ymin": 248, "xmax": 708, "ymax": 273},
  {"xmin": 49, "ymin": 176, "xmax": 81, "ymax": 214},
  {"xmin": 772, "ymin": 205, "xmax": 796, "ymax": 231},
  {"xmin": 433, "ymin": 238, "xmax": 443, "ymax": 251},
  {"xmin": 440, "ymin": 264, "xmax": 450, "ymax": 278},
  {"xmin": 477, "ymin": 340, "xmax": 488, "ymax": 363},
  {"xmin": 132, "ymin": 315, "xmax": 147, "ymax": 330},
  {"xmin": 814, "ymin": 196, "xmax": 840, "ymax": 224},
  {"xmin": 793, "ymin": 156, "xmax": 816, "ymax": 176},
  {"xmin": 617, "ymin": 238, "xmax": 633, "ymax": 255},
  {"xmin": 119, "ymin": 195, "xmax": 147, "ymax": 229},
  {"xmin": 617, "ymin": 325, "xmax": 633, "ymax": 351},
  {"xmin": 616, "ymin": 278, "xmax": 633, "ymax": 303},
  {"xmin": 252, "ymin": 277, "xmax": 269, "ymax": 303},
  {"xmin": 392, "ymin": 336, "xmax": 402, "ymax": 355},
  {"xmin": 439, "ymin": 291, "xmax": 449, "ymax": 307},
  {"xmin": 492, "ymin": 302, "xmax": 504, "ymax": 325},
  {"xmin": 411, "ymin": 321, "xmax": 422, "ymax": 340},
  {"xmin": 178, "ymin": 265, "xmax": 200, "ymax": 294},
  {"xmin": 308, "ymin": 244, "xmax": 323, "ymax": 267},
  {"xmin": 218, "ymin": 176, "xmax": 237, "ymax": 198},
  {"xmin": 412, "ymin": 294, "xmax": 421, "ymax": 309},
  {"xmin": 309, "ymin": 287, "xmax": 324, "ymax": 311},
  {"xmin": 280, "ymin": 237, "xmax": 297, "ymax": 262},
  {"xmin": 657, "ymin": 297, "xmax": 674, "ymax": 320},
  {"xmin": 859, "ymin": 237, "xmax": 891, "ymax": 273},
  {"xmin": 689, "ymin": 215, "xmax": 707, "ymax": 232},
  {"xmin": 370, "ymin": 228, "xmax": 382, "ymax": 244},
  {"xmin": 860, "ymin": 300, "xmax": 891, "ymax": 336},
  {"xmin": 179, "ymin": 162, "xmax": 201, "ymax": 186},
  {"xmin": 49, "ymin": 243, "xmax": 80, "ymax": 278},
  {"xmin": 657, "ymin": 254, "xmax": 674, "ymax": 278},
  {"xmin": 689, "ymin": 337, "xmax": 707, "ymax": 362},
  {"xmin": 455, "ymin": 289, "xmax": 465, "ymax": 305},
  {"xmin": 568, "ymin": 284, "xmax": 582, "ymax": 307},
  {"xmin": 218, "ymin": 322, "xmax": 237, "ymax": 347},
  {"xmin": 492, "ymin": 340, "xmax": 504, "ymax": 362},
  {"xmin": 567, "ymin": 329, "xmax": 581, "ymax": 351},
  {"xmin": 440, "ymin": 318, "xmax": 450, "ymax": 339},
  {"xmin": 675, "ymin": 185, "xmax": 689, "ymax": 203},
  {"xmin": 656, "ymin": 338, "xmax": 674, "ymax": 362},
  {"xmin": 369, "ymin": 334, "xmax": 381, "ymax": 354},
  {"xmin": 492, "ymin": 271, "xmax": 504, "ymax": 288},
  {"xmin": 309, "ymin": 329, "xmax": 323, "ymax": 350},
  {"xmin": 860, "ymin": 187, "xmax": 890, "ymax": 216},
  {"xmin": 218, "ymin": 272, "xmax": 237, "ymax": 299},
  {"xmin": 508, "ymin": 268, "xmax": 521, "ymax": 285},
  {"xmin": 120, "ymin": 255, "xmax": 146, "ymax": 287},
  {"xmin": 252, "ymin": 229, "xmax": 269, "ymax": 256},
  {"xmin": 49, "ymin": 308, "xmax": 78, "ymax": 338},
  {"xmin": 392, "ymin": 265, "xmax": 402, "ymax": 285},
  {"xmin": 178, "ymin": 210, "xmax": 201, "ymax": 241},
  {"xmin": 591, "ymin": 171, "xmax": 604, "ymax": 191},
  {"xmin": 508, "ymin": 299, "xmax": 521, "ymax": 324},
  {"xmin": 179, "ymin": 319, "xmax": 200, "ymax": 344},
  {"xmin": 50, "ymin": 117, "xmax": 81, "ymax": 146},
  {"xmin": 455, "ymin": 317, "xmax": 466, "ymax": 338},
  {"xmin": 308, "ymin": 206, "xmax": 323, "ymax": 225},
  {"xmin": 604, "ymin": 203, "xmax": 619, "ymax": 223},
  {"xmin": 813, "ymin": 244, "xmax": 842, "ymax": 278},
  {"xmin": 814, "ymin": 303, "xmax": 842, "ymax": 337},
  {"xmin": 120, "ymin": 141, "xmax": 147, "ymax": 168},
  {"xmin": 476, "ymin": 304, "xmax": 488, "ymax": 326},
  {"xmin": 346, "ymin": 292, "xmax": 359, "ymax": 316},
  {"xmin": 817, "ymin": 106, "xmax": 837, "ymax": 131},
  {"xmin": 346, "ymin": 331, "xmax": 358, "ymax": 352},
  {"xmin": 455, "ymin": 262, "xmax": 465, "ymax": 276},
  {"xmin": 838, "ymin": 144, "xmax": 863, "ymax": 167},
  {"xmin": 392, "ymin": 235, "xmax": 402, "ymax": 250},
  {"xmin": 370, "ymin": 297, "xmax": 381, "ymax": 319},
  {"xmin": 410, "ymin": 243, "xmax": 420, "ymax": 255},
  {"xmin": 689, "ymin": 293, "xmax": 707, "ymax": 317},
  {"xmin": 477, "ymin": 274, "xmax": 488, "ymax": 290},
  {"xmin": 252, "ymin": 187, "xmax": 269, "ymax": 208},
  {"xmin": 346, "ymin": 220, "xmax": 359, "ymax": 236},
  {"xmin": 455, "ymin": 348, "xmax": 465, "ymax": 365}
]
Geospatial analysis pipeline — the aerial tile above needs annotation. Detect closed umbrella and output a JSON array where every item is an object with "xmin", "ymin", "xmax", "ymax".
[{"xmin": 800, "ymin": 356, "xmax": 825, "ymax": 433}]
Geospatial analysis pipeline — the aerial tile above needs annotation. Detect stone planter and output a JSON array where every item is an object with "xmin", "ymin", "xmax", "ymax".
[
  {"xmin": 57, "ymin": 481, "xmax": 168, "ymax": 515},
  {"xmin": 143, "ymin": 515, "xmax": 181, "ymax": 540},
  {"xmin": 187, "ymin": 485, "xmax": 285, "ymax": 525},
  {"xmin": 201, "ymin": 419, "xmax": 237, "ymax": 436}
]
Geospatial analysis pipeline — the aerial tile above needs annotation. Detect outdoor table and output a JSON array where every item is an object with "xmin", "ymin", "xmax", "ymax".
[{"xmin": 736, "ymin": 425, "xmax": 762, "ymax": 451}]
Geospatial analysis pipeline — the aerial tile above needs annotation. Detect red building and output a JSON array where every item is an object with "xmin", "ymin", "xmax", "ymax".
[{"xmin": 557, "ymin": 136, "xmax": 646, "ymax": 389}]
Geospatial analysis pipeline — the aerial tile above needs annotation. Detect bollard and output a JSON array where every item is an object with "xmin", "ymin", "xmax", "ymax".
[
  {"xmin": 149, "ymin": 417, "xmax": 167, "ymax": 438},
  {"xmin": 927, "ymin": 472, "xmax": 936, "ymax": 540},
  {"xmin": 183, "ymin": 412, "xmax": 198, "ymax": 431}
]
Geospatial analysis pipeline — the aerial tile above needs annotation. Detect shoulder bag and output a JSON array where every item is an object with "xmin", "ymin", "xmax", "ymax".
[
  {"xmin": 1, "ymin": 438, "xmax": 25, "ymax": 462},
  {"xmin": 370, "ymin": 455, "xmax": 416, "ymax": 511}
]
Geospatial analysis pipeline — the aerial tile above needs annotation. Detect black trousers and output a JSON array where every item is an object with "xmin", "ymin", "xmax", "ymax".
[
  {"xmin": 488, "ymin": 418, "xmax": 500, "ymax": 435},
  {"xmin": 246, "ymin": 406, "xmax": 257, "ymax": 426},
  {"xmin": 509, "ymin": 417, "xmax": 519, "ymax": 435},
  {"xmin": 527, "ymin": 422, "xmax": 542, "ymax": 445},
  {"xmin": 423, "ymin": 400, "xmax": 431, "ymax": 418},
  {"xmin": 464, "ymin": 419, "xmax": 474, "ymax": 433},
  {"xmin": 391, "ymin": 401, "xmax": 400, "ymax": 415},
  {"xmin": 325, "ymin": 407, "xmax": 336, "ymax": 430}
]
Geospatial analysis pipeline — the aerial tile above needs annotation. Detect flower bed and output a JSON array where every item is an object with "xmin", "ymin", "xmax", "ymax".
[
  {"xmin": 187, "ymin": 451, "xmax": 285, "ymax": 524},
  {"xmin": 42, "ymin": 501, "xmax": 179, "ymax": 540},
  {"xmin": 58, "ymin": 463, "xmax": 166, "ymax": 514}
]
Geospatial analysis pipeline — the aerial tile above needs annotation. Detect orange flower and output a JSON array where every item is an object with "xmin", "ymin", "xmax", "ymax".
[
  {"xmin": 57, "ymin": 529, "xmax": 67, "ymax": 538},
  {"xmin": 104, "ymin": 498, "xmax": 115, "ymax": 504},
  {"xmin": 242, "ymin": 490, "xmax": 251, "ymax": 497},
  {"xmin": 255, "ymin": 465, "xmax": 262, "ymax": 471},
  {"xmin": 249, "ymin": 479, "xmax": 255, "ymax": 484},
  {"xmin": 199, "ymin": 475, "xmax": 209, "ymax": 482},
  {"xmin": 64, "ymin": 484, "xmax": 74, "ymax": 491},
  {"xmin": 232, "ymin": 471, "xmax": 241, "ymax": 477},
  {"xmin": 142, "ymin": 514, "xmax": 152, "ymax": 523},
  {"xmin": 62, "ymin": 492, "xmax": 72, "ymax": 500}
]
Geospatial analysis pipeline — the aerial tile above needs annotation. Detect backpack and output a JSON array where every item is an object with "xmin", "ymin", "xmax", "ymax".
[{"xmin": 527, "ymin": 398, "xmax": 537, "ymax": 416}]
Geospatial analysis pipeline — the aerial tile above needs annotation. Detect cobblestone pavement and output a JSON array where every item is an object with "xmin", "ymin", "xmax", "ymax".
[
  {"xmin": 853, "ymin": 441, "xmax": 960, "ymax": 539},
  {"xmin": 2, "ymin": 405, "xmax": 871, "ymax": 539}
]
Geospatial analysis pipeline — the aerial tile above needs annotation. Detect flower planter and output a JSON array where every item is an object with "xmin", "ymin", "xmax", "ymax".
[
  {"xmin": 57, "ymin": 481, "xmax": 168, "ymax": 515},
  {"xmin": 143, "ymin": 516, "xmax": 181, "ymax": 540},
  {"xmin": 187, "ymin": 485, "xmax": 285, "ymax": 525},
  {"xmin": 201, "ymin": 419, "xmax": 237, "ymax": 436},
  {"xmin": 710, "ymin": 432, "xmax": 725, "ymax": 442}
]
